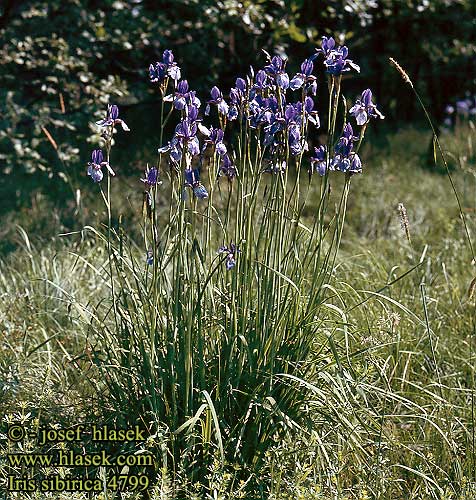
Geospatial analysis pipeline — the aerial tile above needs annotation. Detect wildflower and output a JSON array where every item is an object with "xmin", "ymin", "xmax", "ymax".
[
  {"xmin": 253, "ymin": 70, "xmax": 268, "ymax": 91},
  {"xmin": 331, "ymin": 123, "xmax": 362, "ymax": 174},
  {"xmin": 248, "ymin": 100, "xmax": 268, "ymax": 129},
  {"xmin": 334, "ymin": 123, "xmax": 355, "ymax": 157},
  {"xmin": 218, "ymin": 242, "xmax": 240, "ymax": 270},
  {"xmin": 348, "ymin": 153, "xmax": 362, "ymax": 174},
  {"xmin": 310, "ymin": 145, "xmax": 327, "ymax": 176},
  {"xmin": 206, "ymin": 86, "xmax": 229, "ymax": 116},
  {"xmin": 264, "ymin": 55, "xmax": 289, "ymax": 89},
  {"xmin": 288, "ymin": 123, "xmax": 304, "ymax": 155},
  {"xmin": 149, "ymin": 49, "xmax": 181, "ymax": 84},
  {"xmin": 456, "ymin": 99, "xmax": 471, "ymax": 115},
  {"xmin": 96, "ymin": 104, "xmax": 130, "ymax": 131},
  {"xmin": 318, "ymin": 36, "xmax": 336, "ymax": 57},
  {"xmin": 315, "ymin": 37, "xmax": 360, "ymax": 75},
  {"xmin": 349, "ymin": 89, "xmax": 384, "ymax": 126},
  {"xmin": 219, "ymin": 154, "xmax": 237, "ymax": 179},
  {"xmin": 228, "ymin": 80, "xmax": 246, "ymax": 121},
  {"xmin": 164, "ymin": 80, "xmax": 196, "ymax": 110},
  {"xmin": 445, "ymin": 105, "xmax": 454, "ymax": 115},
  {"xmin": 304, "ymin": 96, "xmax": 320, "ymax": 127},
  {"xmin": 290, "ymin": 58, "xmax": 316, "ymax": 90},
  {"xmin": 175, "ymin": 119, "xmax": 200, "ymax": 156},
  {"xmin": 149, "ymin": 62, "xmax": 167, "ymax": 84},
  {"xmin": 184, "ymin": 168, "xmax": 208, "ymax": 199},
  {"xmin": 235, "ymin": 78, "xmax": 246, "ymax": 92},
  {"xmin": 202, "ymin": 126, "xmax": 227, "ymax": 156},
  {"xmin": 162, "ymin": 49, "xmax": 174, "ymax": 66},
  {"xmin": 141, "ymin": 166, "xmax": 161, "ymax": 187},
  {"xmin": 146, "ymin": 249, "xmax": 154, "ymax": 265},
  {"xmin": 87, "ymin": 149, "xmax": 114, "ymax": 183},
  {"xmin": 158, "ymin": 137, "xmax": 182, "ymax": 165},
  {"xmin": 162, "ymin": 50, "xmax": 182, "ymax": 82}
]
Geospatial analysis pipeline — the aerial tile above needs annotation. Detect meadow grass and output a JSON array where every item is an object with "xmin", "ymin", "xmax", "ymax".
[{"xmin": 1, "ymin": 122, "xmax": 475, "ymax": 499}]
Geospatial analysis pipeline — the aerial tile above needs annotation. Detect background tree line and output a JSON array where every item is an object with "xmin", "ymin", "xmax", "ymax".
[{"xmin": 0, "ymin": 0, "xmax": 474, "ymax": 191}]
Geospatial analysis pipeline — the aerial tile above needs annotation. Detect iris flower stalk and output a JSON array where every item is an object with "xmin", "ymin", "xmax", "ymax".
[{"xmin": 98, "ymin": 117, "xmax": 119, "ymax": 333}]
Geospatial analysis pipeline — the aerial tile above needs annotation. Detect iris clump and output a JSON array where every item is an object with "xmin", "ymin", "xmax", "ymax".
[{"xmin": 84, "ymin": 40, "xmax": 384, "ymax": 495}]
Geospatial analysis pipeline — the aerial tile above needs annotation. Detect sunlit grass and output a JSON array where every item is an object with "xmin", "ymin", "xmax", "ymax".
[{"xmin": 1, "ymin": 124, "xmax": 475, "ymax": 499}]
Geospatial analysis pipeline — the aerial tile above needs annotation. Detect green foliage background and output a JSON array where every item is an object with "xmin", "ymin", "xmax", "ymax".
[{"xmin": 0, "ymin": 0, "xmax": 475, "ymax": 239}]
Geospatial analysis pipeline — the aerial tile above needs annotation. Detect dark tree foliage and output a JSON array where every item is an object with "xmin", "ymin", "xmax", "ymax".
[{"xmin": 0, "ymin": 0, "xmax": 474, "ymax": 182}]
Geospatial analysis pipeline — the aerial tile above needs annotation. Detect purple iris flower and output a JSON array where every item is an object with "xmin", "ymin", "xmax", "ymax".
[
  {"xmin": 87, "ymin": 149, "xmax": 114, "ymax": 183},
  {"xmin": 174, "ymin": 119, "xmax": 200, "ymax": 156},
  {"xmin": 325, "ymin": 50, "xmax": 359, "ymax": 75},
  {"xmin": 96, "ymin": 104, "xmax": 130, "ymax": 131},
  {"xmin": 159, "ymin": 117, "xmax": 201, "ymax": 166},
  {"xmin": 343, "ymin": 122, "xmax": 357, "ymax": 141},
  {"xmin": 184, "ymin": 168, "xmax": 208, "ymax": 199},
  {"xmin": 187, "ymin": 104, "xmax": 200, "ymax": 122},
  {"xmin": 290, "ymin": 58, "xmax": 316, "ymax": 90},
  {"xmin": 236, "ymin": 78, "xmax": 246, "ymax": 92},
  {"xmin": 456, "ymin": 99, "xmax": 471, "ymax": 115},
  {"xmin": 348, "ymin": 154, "xmax": 362, "ymax": 174},
  {"xmin": 149, "ymin": 62, "xmax": 167, "ymax": 83},
  {"xmin": 146, "ymin": 249, "xmax": 154, "ymax": 266},
  {"xmin": 219, "ymin": 154, "xmax": 237, "ymax": 179},
  {"xmin": 310, "ymin": 145, "xmax": 327, "ymax": 176},
  {"xmin": 334, "ymin": 135, "xmax": 353, "ymax": 157},
  {"xmin": 264, "ymin": 55, "xmax": 289, "ymax": 89},
  {"xmin": 317, "ymin": 36, "xmax": 336, "ymax": 57},
  {"xmin": 288, "ymin": 123, "xmax": 303, "ymax": 155},
  {"xmin": 330, "ymin": 123, "xmax": 362, "ymax": 175},
  {"xmin": 304, "ymin": 97, "xmax": 320, "ymax": 127},
  {"xmin": 206, "ymin": 86, "xmax": 229, "ymax": 116},
  {"xmin": 163, "ymin": 49, "xmax": 181, "ymax": 80},
  {"xmin": 284, "ymin": 104, "xmax": 300, "ymax": 124},
  {"xmin": 331, "ymin": 155, "xmax": 351, "ymax": 172},
  {"xmin": 202, "ymin": 126, "xmax": 227, "ymax": 156},
  {"xmin": 162, "ymin": 50, "xmax": 174, "ymax": 66},
  {"xmin": 164, "ymin": 80, "xmax": 189, "ymax": 110},
  {"xmin": 314, "ymin": 37, "xmax": 360, "ymax": 75},
  {"xmin": 163, "ymin": 80, "xmax": 200, "ymax": 110},
  {"xmin": 141, "ymin": 166, "xmax": 160, "ymax": 187},
  {"xmin": 276, "ymin": 72, "xmax": 290, "ymax": 90},
  {"xmin": 149, "ymin": 49, "xmax": 181, "ymax": 84},
  {"xmin": 218, "ymin": 242, "xmax": 240, "ymax": 270},
  {"xmin": 445, "ymin": 105, "xmax": 455, "ymax": 115},
  {"xmin": 349, "ymin": 89, "xmax": 384, "ymax": 126},
  {"xmin": 228, "ymin": 80, "xmax": 247, "ymax": 121},
  {"xmin": 158, "ymin": 136, "xmax": 182, "ymax": 165},
  {"xmin": 254, "ymin": 70, "xmax": 268, "ymax": 91},
  {"xmin": 248, "ymin": 95, "xmax": 269, "ymax": 129},
  {"xmin": 230, "ymin": 78, "xmax": 246, "ymax": 103},
  {"xmin": 227, "ymin": 106, "xmax": 239, "ymax": 121},
  {"xmin": 229, "ymin": 88, "xmax": 241, "ymax": 106},
  {"xmin": 175, "ymin": 119, "xmax": 197, "ymax": 141}
]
